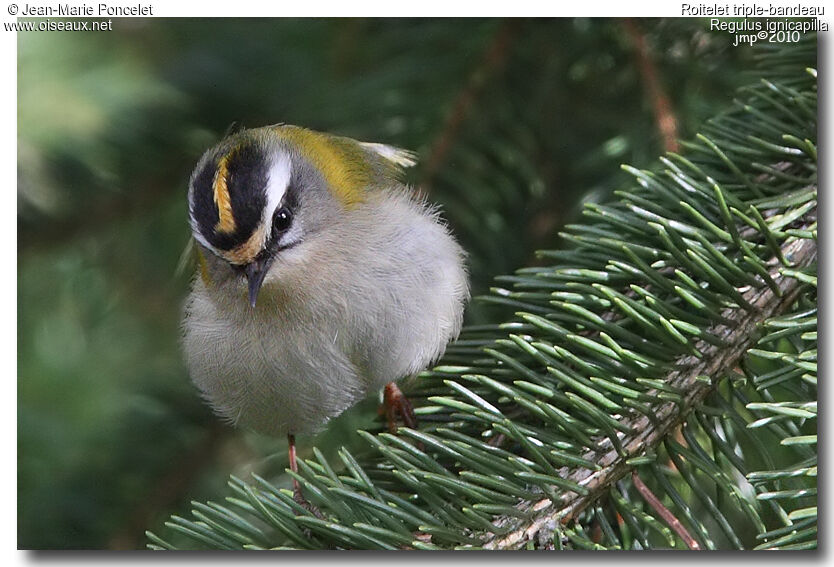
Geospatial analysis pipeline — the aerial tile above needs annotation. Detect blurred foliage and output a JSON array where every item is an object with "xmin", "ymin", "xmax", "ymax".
[{"xmin": 18, "ymin": 18, "xmax": 756, "ymax": 549}]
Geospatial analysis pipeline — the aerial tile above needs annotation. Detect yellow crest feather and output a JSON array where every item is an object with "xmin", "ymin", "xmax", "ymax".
[{"xmin": 271, "ymin": 126, "xmax": 376, "ymax": 208}]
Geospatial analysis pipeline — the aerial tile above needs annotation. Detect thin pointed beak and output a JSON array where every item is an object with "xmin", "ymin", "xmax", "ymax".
[{"xmin": 244, "ymin": 258, "xmax": 271, "ymax": 308}]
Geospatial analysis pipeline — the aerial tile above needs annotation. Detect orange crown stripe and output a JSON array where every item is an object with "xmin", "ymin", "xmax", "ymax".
[{"xmin": 213, "ymin": 153, "xmax": 236, "ymax": 234}]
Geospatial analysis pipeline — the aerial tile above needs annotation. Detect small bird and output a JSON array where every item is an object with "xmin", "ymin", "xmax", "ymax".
[{"xmin": 182, "ymin": 124, "xmax": 469, "ymax": 498}]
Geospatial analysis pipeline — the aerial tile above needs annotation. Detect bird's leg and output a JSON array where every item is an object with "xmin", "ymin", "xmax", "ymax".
[
  {"xmin": 287, "ymin": 433, "xmax": 302, "ymax": 502},
  {"xmin": 286, "ymin": 433, "xmax": 323, "ymax": 519},
  {"xmin": 383, "ymin": 381, "xmax": 417, "ymax": 433},
  {"xmin": 285, "ymin": 433, "xmax": 325, "ymax": 527}
]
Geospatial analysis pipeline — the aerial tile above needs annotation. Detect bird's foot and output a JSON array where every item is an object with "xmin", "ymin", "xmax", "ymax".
[
  {"xmin": 291, "ymin": 479, "xmax": 324, "ymax": 519},
  {"xmin": 382, "ymin": 381, "xmax": 417, "ymax": 433}
]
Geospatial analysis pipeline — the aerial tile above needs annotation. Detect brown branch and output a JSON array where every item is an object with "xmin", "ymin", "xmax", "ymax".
[
  {"xmin": 482, "ymin": 207, "xmax": 817, "ymax": 549},
  {"xmin": 421, "ymin": 20, "xmax": 518, "ymax": 190},
  {"xmin": 631, "ymin": 470, "xmax": 700, "ymax": 550},
  {"xmin": 622, "ymin": 19, "xmax": 680, "ymax": 153}
]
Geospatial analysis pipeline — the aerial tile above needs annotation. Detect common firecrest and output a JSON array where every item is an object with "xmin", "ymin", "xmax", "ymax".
[{"xmin": 182, "ymin": 124, "xmax": 469, "ymax": 491}]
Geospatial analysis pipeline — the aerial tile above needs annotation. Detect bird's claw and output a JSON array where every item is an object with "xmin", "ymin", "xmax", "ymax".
[{"xmin": 383, "ymin": 382, "xmax": 417, "ymax": 433}]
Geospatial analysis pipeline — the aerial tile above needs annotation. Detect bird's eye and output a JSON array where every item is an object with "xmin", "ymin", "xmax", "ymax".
[{"xmin": 272, "ymin": 207, "xmax": 293, "ymax": 233}]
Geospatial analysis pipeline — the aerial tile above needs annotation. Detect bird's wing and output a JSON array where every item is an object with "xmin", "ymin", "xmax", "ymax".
[
  {"xmin": 174, "ymin": 236, "xmax": 197, "ymax": 279},
  {"xmin": 359, "ymin": 142, "xmax": 418, "ymax": 170}
]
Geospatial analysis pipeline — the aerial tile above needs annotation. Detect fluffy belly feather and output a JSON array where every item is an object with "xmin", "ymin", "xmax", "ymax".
[{"xmin": 183, "ymin": 284, "xmax": 371, "ymax": 435}]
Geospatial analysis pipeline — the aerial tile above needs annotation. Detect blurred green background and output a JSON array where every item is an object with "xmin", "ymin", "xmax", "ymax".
[{"xmin": 18, "ymin": 18, "xmax": 754, "ymax": 549}]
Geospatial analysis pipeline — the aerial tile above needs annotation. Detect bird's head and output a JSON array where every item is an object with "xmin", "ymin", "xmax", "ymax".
[{"xmin": 187, "ymin": 124, "xmax": 416, "ymax": 307}]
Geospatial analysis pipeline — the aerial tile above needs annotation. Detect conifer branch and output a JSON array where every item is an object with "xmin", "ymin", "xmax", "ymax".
[{"xmin": 483, "ymin": 217, "xmax": 816, "ymax": 548}]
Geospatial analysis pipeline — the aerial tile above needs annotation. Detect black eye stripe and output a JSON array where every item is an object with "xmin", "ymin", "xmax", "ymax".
[{"xmin": 281, "ymin": 175, "xmax": 301, "ymax": 212}]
